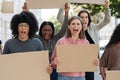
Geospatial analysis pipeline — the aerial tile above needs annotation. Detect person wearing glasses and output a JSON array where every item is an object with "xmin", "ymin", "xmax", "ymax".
[{"xmin": 2, "ymin": 11, "xmax": 43, "ymax": 54}]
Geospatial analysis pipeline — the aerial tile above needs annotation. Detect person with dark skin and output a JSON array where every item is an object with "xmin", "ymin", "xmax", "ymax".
[
  {"xmin": 38, "ymin": 3, "xmax": 69, "ymax": 80},
  {"xmin": 38, "ymin": 3, "xmax": 69, "ymax": 60},
  {"xmin": 22, "ymin": 2, "xmax": 70, "ymax": 80},
  {"xmin": 100, "ymin": 23, "xmax": 120, "ymax": 80}
]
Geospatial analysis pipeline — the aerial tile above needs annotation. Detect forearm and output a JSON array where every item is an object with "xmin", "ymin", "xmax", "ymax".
[{"xmin": 100, "ymin": 66, "xmax": 106, "ymax": 80}]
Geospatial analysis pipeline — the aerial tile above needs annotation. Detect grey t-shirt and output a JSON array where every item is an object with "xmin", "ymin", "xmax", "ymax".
[{"xmin": 3, "ymin": 38, "xmax": 43, "ymax": 54}]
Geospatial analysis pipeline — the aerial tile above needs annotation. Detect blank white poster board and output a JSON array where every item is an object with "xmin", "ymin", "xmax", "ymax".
[
  {"xmin": 26, "ymin": 0, "xmax": 66, "ymax": 9},
  {"xmin": 0, "ymin": 51, "xmax": 50, "ymax": 80},
  {"xmin": 67, "ymin": 0, "xmax": 107, "ymax": 5},
  {"xmin": 56, "ymin": 44, "xmax": 98, "ymax": 72},
  {"xmin": 106, "ymin": 70, "xmax": 120, "ymax": 80}
]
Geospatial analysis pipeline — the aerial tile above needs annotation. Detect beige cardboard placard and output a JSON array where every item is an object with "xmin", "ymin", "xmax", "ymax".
[
  {"xmin": 67, "ymin": 0, "xmax": 106, "ymax": 5},
  {"xmin": 56, "ymin": 44, "xmax": 98, "ymax": 72},
  {"xmin": 106, "ymin": 70, "xmax": 120, "ymax": 80},
  {"xmin": 0, "ymin": 51, "xmax": 50, "ymax": 80},
  {"xmin": 2, "ymin": 2, "xmax": 14, "ymax": 13},
  {"xmin": 26, "ymin": 0, "xmax": 66, "ymax": 9}
]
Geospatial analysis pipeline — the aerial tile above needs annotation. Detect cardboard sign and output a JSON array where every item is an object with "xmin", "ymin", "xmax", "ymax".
[
  {"xmin": 26, "ymin": 0, "xmax": 66, "ymax": 9},
  {"xmin": 0, "ymin": 51, "xmax": 50, "ymax": 80},
  {"xmin": 106, "ymin": 70, "xmax": 120, "ymax": 80},
  {"xmin": 56, "ymin": 44, "xmax": 98, "ymax": 72},
  {"xmin": 1, "ymin": 2, "xmax": 14, "ymax": 13},
  {"xmin": 67, "ymin": 0, "xmax": 106, "ymax": 5}
]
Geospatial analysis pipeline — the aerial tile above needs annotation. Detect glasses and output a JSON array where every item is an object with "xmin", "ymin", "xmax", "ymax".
[{"xmin": 18, "ymin": 23, "xmax": 29, "ymax": 28}]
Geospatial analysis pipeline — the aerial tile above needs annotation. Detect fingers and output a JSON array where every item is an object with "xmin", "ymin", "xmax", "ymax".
[
  {"xmin": 93, "ymin": 58, "xmax": 99, "ymax": 66},
  {"xmin": 47, "ymin": 64, "xmax": 53, "ymax": 74},
  {"xmin": 65, "ymin": 2, "xmax": 70, "ymax": 9},
  {"xmin": 64, "ymin": 2, "xmax": 70, "ymax": 16},
  {"xmin": 54, "ymin": 57, "xmax": 61, "ymax": 65},
  {"xmin": 104, "ymin": 0, "xmax": 110, "ymax": 8},
  {"xmin": 22, "ymin": 2, "xmax": 29, "ymax": 11}
]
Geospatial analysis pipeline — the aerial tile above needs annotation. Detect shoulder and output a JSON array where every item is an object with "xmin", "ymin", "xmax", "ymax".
[
  {"xmin": 34, "ymin": 34, "xmax": 39, "ymax": 38},
  {"xmin": 56, "ymin": 37, "xmax": 67, "ymax": 44},
  {"xmin": 58, "ymin": 37, "xmax": 66, "ymax": 41},
  {"xmin": 5, "ymin": 38, "xmax": 16, "ymax": 44},
  {"xmin": 32, "ymin": 37, "xmax": 38, "ymax": 40},
  {"xmin": 4, "ymin": 38, "xmax": 18, "ymax": 49},
  {"xmin": 80, "ymin": 39, "xmax": 90, "ymax": 44},
  {"xmin": 31, "ymin": 38, "xmax": 42, "ymax": 44},
  {"xmin": 59, "ymin": 37, "xmax": 69, "ymax": 42},
  {"xmin": 30, "ymin": 38, "xmax": 43, "ymax": 48}
]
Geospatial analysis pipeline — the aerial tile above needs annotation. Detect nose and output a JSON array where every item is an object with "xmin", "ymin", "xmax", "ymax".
[
  {"xmin": 45, "ymin": 30, "xmax": 51, "ymax": 33},
  {"xmin": 82, "ymin": 18, "xmax": 86, "ymax": 21}
]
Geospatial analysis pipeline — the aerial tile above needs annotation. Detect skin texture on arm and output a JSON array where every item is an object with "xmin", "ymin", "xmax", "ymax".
[
  {"xmin": 99, "ymin": 41, "xmax": 110, "ymax": 80},
  {"xmin": 100, "ymin": 66, "xmax": 106, "ymax": 80}
]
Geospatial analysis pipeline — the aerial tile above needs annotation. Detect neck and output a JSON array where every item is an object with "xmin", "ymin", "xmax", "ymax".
[
  {"xmin": 44, "ymin": 38, "xmax": 50, "ymax": 43},
  {"xmin": 18, "ymin": 37, "xmax": 29, "ymax": 41},
  {"xmin": 71, "ymin": 35, "xmax": 78, "ymax": 41}
]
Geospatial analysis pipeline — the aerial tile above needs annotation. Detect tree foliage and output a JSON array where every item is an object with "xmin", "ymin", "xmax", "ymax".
[
  {"xmin": 73, "ymin": 0, "xmax": 120, "ymax": 18},
  {"xmin": 110, "ymin": 0, "xmax": 120, "ymax": 18},
  {"xmin": 49, "ymin": 16, "xmax": 61, "ymax": 34},
  {"xmin": 48, "ymin": 0, "xmax": 120, "ymax": 34},
  {"xmin": 73, "ymin": 3, "xmax": 104, "ymax": 16}
]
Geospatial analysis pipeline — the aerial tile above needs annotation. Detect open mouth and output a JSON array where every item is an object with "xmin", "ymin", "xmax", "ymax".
[
  {"xmin": 73, "ymin": 29, "xmax": 79, "ymax": 32},
  {"xmin": 45, "ymin": 34, "xmax": 51, "ymax": 39},
  {"xmin": 20, "ymin": 31, "xmax": 26, "ymax": 35}
]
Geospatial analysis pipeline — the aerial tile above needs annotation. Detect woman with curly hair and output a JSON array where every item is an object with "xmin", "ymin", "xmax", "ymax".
[{"xmin": 2, "ymin": 11, "xmax": 43, "ymax": 54}]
